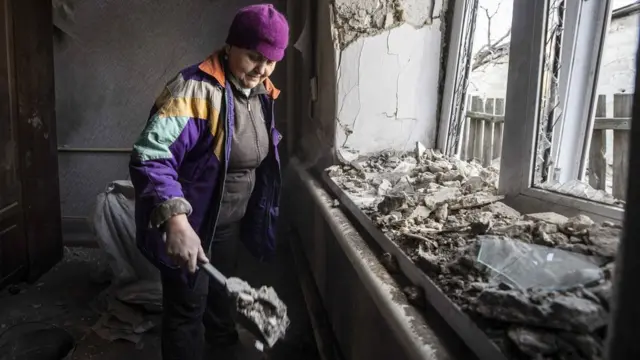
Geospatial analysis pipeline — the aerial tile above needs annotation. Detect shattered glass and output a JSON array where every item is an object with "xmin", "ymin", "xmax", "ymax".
[{"xmin": 477, "ymin": 235, "xmax": 603, "ymax": 291}]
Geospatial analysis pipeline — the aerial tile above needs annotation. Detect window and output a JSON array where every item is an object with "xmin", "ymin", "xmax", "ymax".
[
  {"xmin": 439, "ymin": 0, "xmax": 636, "ymax": 222},
  {"xmin": 499, "ymin": 0, "xmax": 630, "ymax": 222},
  {"xmin": 439, "ymin": 0, "xmax": 512, "ymax": 167}
]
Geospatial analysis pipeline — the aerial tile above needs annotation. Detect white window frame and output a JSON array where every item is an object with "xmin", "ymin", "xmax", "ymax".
[
  {"xmin": 499, "ymin": 0, "xmax": 623, "ymax": 223},
  {"xmin": 550, "ymin": 0, "xmax": 614, "ymax": 184},
  {"xmin": 437, "ymin": 0, "xmax": 478, "ymax": 155}
]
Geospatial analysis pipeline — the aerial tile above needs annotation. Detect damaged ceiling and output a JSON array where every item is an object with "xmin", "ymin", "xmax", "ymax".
[
  {"xmin": 331, "ymin": 0, "xmax": 445, "ymax": 49},
  {"xmin": 328, "ymin": 146, "xmax": 619, "ymax": 360}
]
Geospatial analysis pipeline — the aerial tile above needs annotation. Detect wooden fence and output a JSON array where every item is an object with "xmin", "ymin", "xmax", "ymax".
[
  {"xmin": 459, "ymin": 93, "xmax": 632, "ymax": 199},
  {"xmin": 588, "ymin": 94, "xmax": 632, "ymax": 199},
  {"xmin": 459, "ymin": 96, "xmax": 505, "ymax": 167}
]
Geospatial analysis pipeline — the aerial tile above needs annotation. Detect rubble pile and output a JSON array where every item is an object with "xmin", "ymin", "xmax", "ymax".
[{"xmin": 327, "ymin": 147, "xmax": 620, "ymax": 360}]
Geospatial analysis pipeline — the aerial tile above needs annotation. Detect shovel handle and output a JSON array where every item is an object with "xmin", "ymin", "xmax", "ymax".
[{"xmin": 198, "ymin": 261, "xmax": 228, "ymax": 287}]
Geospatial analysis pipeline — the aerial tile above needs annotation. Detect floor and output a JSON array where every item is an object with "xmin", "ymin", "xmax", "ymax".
[{"xmin": 0, "ymin": 245, "xmax": 320, "ymax": 360}]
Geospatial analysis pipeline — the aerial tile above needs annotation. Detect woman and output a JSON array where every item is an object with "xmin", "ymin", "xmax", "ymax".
[{"xmin": 129, "ymin": 4, "xmax": 289, "ymax": 359}]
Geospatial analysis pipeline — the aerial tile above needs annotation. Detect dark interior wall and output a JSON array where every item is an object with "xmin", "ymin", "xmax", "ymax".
[
  {"xmin": 53, "ymin": 0, "xmax": 287, "ymax": 234},
  {"xmin": 284, "ymin": 0, "xmax": 337, "ymax": 168}
]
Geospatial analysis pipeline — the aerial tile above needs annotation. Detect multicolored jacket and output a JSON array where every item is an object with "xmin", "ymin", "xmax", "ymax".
[{"xmin": 129, "ymin": 52, "xmax": 283, "ymax": 274}]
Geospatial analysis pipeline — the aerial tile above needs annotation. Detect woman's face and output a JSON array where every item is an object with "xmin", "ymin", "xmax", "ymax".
[{"xmin": 226, "ymin": 46, "xmax": 277, "ymax": 89}]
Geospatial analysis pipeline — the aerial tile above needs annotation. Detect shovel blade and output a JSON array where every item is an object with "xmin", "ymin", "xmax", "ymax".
[
  {"xmin": 227, "ymin": 280, "xmax": 290, "ymax": 349},
  {"xmin": 234, "ymin": 312, "xmax": 275, "ymax": 348}
]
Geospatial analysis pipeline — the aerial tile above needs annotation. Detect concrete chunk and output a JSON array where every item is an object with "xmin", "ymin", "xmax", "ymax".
[
  {"xmin": 474, "ymin": 289, "xmax": 607, "ymax": 333},
  {"xmin": 450, "ymin": 192, "xmax": 504, "ymax": 210},
  {"xmin": 525, "ymin": 212, "xmax": 569, "ymax": 226},
  {"xmin": 423, "ymin": 187, "xmax": 461, "ymax": 210},
  {"xmin": 485, "ymin": 202, "xmax": 521, "ymax": 219}
]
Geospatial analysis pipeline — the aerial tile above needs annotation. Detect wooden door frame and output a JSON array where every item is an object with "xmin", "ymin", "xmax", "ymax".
[
  {"xmin": 0, "ymin": 0, "xmax": 63, "ymax": 286},
  {"xmin": 13, "ymin": 0, "xmax": 63, "ymax": 281},
  {"xmin": 0, "ymin": 0, "xmax": 27, "ymax": 288}
]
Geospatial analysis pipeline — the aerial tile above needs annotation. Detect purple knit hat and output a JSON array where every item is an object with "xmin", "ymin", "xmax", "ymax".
[{"xmin": 226, "ymin": 4, "xmax": 289, "ymax": 62}]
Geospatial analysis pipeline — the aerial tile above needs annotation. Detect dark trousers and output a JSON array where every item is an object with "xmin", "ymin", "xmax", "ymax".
[{"xmin": 160, "ymin": 222, "xmax": 240, "ymax": 360}]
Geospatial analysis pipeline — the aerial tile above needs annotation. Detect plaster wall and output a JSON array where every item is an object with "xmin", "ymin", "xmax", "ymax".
[{"xmin": 332, "ymin": 0, "xmax": 448, "ymax": 154}]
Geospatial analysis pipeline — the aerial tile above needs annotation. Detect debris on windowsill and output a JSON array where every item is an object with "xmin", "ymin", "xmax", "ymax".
[
  {"xmin": 327, "ymin": 143, "xmax": 620, "ymax": 360},
  {"xmin": 538, "ymin": 179, "xmax": 624, "ymax": 206}
]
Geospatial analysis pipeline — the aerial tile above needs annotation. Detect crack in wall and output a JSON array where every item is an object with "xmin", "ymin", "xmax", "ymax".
[
  {"xmin": 382, "ymin": 28, "xmax": 423, "ymax": 124},
  {"xmin": 346, "ymin": 47, "xmax": 364, "ymax": 141},
  {"xmin": 383, "ymin": 30, "xmax": 402, "ymax": 119},
  {"xmin": 332, "ymin": 0, "xmax": 448, "ymax": 153},
  {"xmin": 336, "ymin": 41, "xmax": 364, "ymax": 147}
]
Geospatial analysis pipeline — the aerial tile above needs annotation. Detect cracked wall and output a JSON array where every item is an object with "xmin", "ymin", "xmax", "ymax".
[
  {"xmin": 335, "ymin": 0, "xmax": 447, "ymax": 155},
  {"xmin": 332, "ymin": 0, "xmax": 438, "ymax": 49}
]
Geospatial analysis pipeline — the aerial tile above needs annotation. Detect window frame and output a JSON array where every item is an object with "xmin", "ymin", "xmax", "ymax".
[
  {"xmin": 498, "ymin": 0, "xmax": 624, "ymax": 223},
  {"xmin": 549, "ymin": 0, "xmax": 613, "ymax": 184},
  {"xmin": 437, "ymin": 0, "xmax": 478, "ymax": 155}
]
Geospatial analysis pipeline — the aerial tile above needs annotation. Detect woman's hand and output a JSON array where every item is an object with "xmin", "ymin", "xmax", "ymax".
[{"xmin": 165, "ymin": 214, "xmax": 209, "ymax": 273}]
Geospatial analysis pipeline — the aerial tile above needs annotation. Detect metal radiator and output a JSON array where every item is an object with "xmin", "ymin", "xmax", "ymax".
[{"xmin": 281, "ymin": 160, "xmax": 468, "ymax": 360}]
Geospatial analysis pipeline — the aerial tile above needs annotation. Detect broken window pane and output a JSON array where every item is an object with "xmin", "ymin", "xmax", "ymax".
[
  {"xmin": 457, "ymin": 0, "xmax": 513, "ymax": 172},
  {"xmin": 531, "ymin": 0, "xmax": 635, "ymax": 207}
]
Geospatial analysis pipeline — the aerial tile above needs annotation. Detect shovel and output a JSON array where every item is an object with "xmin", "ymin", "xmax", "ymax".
[{"xmin": 198, "ymin": 261, "xmax": 290, "ymax": 349}]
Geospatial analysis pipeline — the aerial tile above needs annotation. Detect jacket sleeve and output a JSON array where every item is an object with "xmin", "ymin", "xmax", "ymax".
[{"xmin": 129, "ymin": 83, "xmax": 216, "ymax": 228}]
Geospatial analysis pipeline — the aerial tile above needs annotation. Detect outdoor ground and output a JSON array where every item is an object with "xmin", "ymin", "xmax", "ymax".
[{"xmin": 0, "ymin": 246, "xmax": 320, "ymax": 360}]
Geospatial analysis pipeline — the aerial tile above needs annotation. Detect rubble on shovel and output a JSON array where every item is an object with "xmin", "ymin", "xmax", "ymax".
[{"xmin": 327, "ymin": 145, "xmax": 621, "ymax": 360}]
